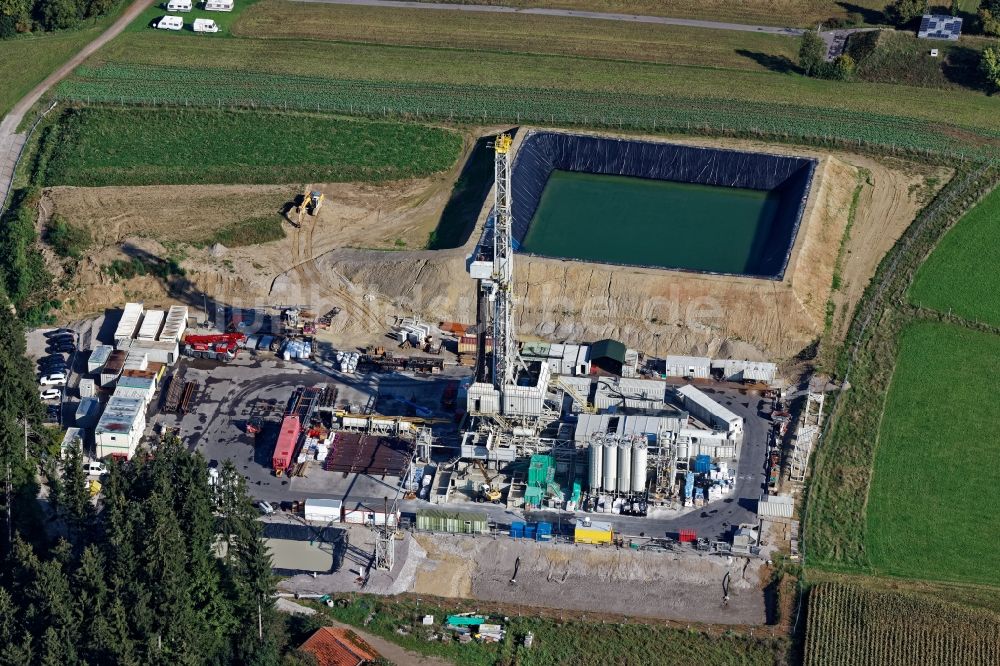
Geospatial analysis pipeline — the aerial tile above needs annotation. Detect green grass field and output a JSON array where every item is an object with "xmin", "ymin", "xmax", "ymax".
[
  {"xmin": 233, "ymin": 1, "xmax": 800, "ymax": 72},
  {"xmin": 0, "ymin": 24, "xmax": 108, "ymax": 118},
  {"xmin": 408, "ymin": 0, "xmax": 888, "ymax": 27},
  {"xmin": 909, "ymin": 186, "xmax": 1000, "ymax": 327},
  {"xmin": 866, "ymin": 321, "xmax": 1000, "ymax": 587},
  {"xmin": 40, "ymin": 107, "xmax": 462, "ymax": 186},
  {"xmin": 199, "ymin": 215, "xmax": 284, "ymax": 247},
  {"xmin": 127, "ymin": 0, "xmax": 258, "ymax": 36},
  {"xmin": 52, "ymin": 0, "xmax": 1000, "ymax": 160},
  {"xmin": 312, "ymin": 594, "xmax": 785, "ymax": 666}
]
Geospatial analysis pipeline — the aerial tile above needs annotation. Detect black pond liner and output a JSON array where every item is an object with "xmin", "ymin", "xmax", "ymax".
[{"xmin": 509, "ymin": 130, "xmax": 817, "ymax": 280}]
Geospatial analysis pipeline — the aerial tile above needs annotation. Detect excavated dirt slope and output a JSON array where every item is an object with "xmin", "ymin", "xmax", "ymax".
[{"xmin": 41, "ymin": 129, "xmax": 946, "ymax": 360}]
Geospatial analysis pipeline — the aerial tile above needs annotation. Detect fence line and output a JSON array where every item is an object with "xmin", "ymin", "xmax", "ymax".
[{"xmin": 0, "ymin": 101, "xmax": 58, "ymax": 218}]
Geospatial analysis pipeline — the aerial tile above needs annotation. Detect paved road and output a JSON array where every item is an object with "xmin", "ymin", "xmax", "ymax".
[
  {"xmin": 296, "ymin": 0, "xmax": 807, "ymax": 36},
  {"xmin": 0, "ymin": 0, "xmax": 154, "ymax": 211}
]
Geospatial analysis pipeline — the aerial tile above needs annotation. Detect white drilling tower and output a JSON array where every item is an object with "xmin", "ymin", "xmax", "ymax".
[{"xmin": 467, "ymin": 133, "xmax": 548, "ymax": 423}]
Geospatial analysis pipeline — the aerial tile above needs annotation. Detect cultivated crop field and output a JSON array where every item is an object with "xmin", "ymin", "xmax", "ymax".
[
  {"xmin": 805, "ymin": 582, "xmax": 1000, "ymax": 666},
  {"xmin": 910, "ymin": 186, "xmax": 1000, "ymax": 326},
  {"xmin": 40, "ymin": 107, "xmax": 462, "ymax": 186},
  {"xmin": 60, "ymin": 64, "xmax": 999, "ymax": 160},
  {"xmin": 866, "ymin": 321, "xmax": 1000, "ymax": 587}
]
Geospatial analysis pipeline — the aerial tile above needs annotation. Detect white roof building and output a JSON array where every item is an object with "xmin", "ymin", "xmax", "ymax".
[
  {"xmin": 676, "ymin": 384, "xmax": 743, "ymax": 436},
  {"xmin": 114, "ymin": 303, "xmax": 144, "ymax": 345},
  {"xmin": 665, "ymin": 355, "xmax": 711, "ymax": 379},
  {"xmin": 95, "ymin": 396, "xmax": 147, "ymax": 459}
]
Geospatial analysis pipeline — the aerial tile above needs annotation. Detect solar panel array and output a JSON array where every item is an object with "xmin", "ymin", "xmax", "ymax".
[{"xmin": 918, "ymin": 14, "xmax": 963, "ymax": 40}]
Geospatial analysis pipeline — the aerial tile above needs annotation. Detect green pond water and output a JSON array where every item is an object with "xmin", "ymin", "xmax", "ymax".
[{"xmin": 520, "ymin": 170, "xmax": 783, "ymax": 274}]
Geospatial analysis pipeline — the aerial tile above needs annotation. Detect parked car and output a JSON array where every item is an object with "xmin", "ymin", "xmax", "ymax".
[
  {"xmin": 44, "ymin": 328, "xmax": 75, "ymax": 338},
  {"xmin": 84, "ymin": 461, "xmax": 107, "ymax": 476},
  {"xmin": 39, "ymin": 373, "xmax": 67, "ymax": 385},
  {"xmin": 257, "ymin": 501, "xmax": 274, "ymax": 515},
  {"xmin": 48, "ymin": 345, "xmax": 76, "ymax": 355},
  {"xmin": 39, "ymin": 388, "xmax": 61, "ymax": 401},
  {"xmin": 39, "ymin": 359, "xmax": 67, "ymax": 371}
]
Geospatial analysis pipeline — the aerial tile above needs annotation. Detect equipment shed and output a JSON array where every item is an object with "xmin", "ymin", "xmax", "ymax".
[{"xmin": 590, "ymin": 338, "xmax": 627, "ymax": 375}]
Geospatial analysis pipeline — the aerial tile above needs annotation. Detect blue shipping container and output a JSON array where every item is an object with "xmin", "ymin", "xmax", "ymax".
[
  {"xmin": 524, "ymin": 524, "xmax": 537, "ymax": 539},
  {"xmin": 694, "ymin": 454, "xmax": 712, "ymax": 474},
  {"xmin": 535, "ymin": 521, "xmax": 553, "ymax": 541},
  {"xmin": 510, "ymin": 522, "xmax": 525, "ymax": 538}
]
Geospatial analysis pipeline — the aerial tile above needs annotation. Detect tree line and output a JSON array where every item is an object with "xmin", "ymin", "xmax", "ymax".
[
  {"xmin": 0, "ymin": 299, "xmax": 284, "ymax": 664},
  {"xmin": 2, "ymin": 433, "xmax": 283, "ymax": 665},
  {"xmin": 0, "ymin": 0, "xmax": 117, "ymax": 37}
]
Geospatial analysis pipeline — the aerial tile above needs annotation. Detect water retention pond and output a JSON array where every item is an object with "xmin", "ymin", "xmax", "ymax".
[{"xmin": 511, "ymin": 132, "xmax": 816, "ymax": 280}]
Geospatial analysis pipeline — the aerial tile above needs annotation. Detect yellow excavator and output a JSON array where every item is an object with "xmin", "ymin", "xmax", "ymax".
[
  {"xmin": 295, "ymin": 189, "xmax": 324, "ymax": 223},
  {"xmin": 475, "ymin": 460, "xmax": 503, "ymax": 503}
]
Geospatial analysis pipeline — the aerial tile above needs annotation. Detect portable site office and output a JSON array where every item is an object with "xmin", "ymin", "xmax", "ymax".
[{"xmin": 204, "ymin": 0, "xmax": 233, "ymax": 11}]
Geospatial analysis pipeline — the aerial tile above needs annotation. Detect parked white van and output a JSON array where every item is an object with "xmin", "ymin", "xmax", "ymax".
[
  {"xmin": 84, "ymin": 461, "xmax": 108, "ymax": 476},
  {"xmin": 192, "ymin": 18, "xmax": 219, "ymax": 32},
  {"xmin": 155, "ymin": 15, "xmax": 183, "ymax": 30},
  {"xmin": 165, "ymin": 0, "xmax": 191, "ymax": 11}
]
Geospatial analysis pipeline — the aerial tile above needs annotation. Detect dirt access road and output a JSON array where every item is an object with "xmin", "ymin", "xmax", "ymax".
[{"xmin": 0, "ymin": 0, "xmax": 154, "ymax": 211}]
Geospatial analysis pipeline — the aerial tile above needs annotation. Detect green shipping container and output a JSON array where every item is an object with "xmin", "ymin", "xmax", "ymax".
[{"xmin": 416, "ymin": 509, "xmax": 488, "ymax": 534}]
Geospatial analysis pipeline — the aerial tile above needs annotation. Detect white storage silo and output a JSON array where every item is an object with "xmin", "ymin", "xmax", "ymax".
[
  {"xmin": 602, "ymin": 442, "xmax": 617, "ymax": 492},
  {"xmin": 617, "ymin": 441, "xmax": 632, "ymax": 494},
  {"xmin": 588, "ymin": 442, "xmax": 603, "ymax": 491},
  {"xmin": 631, "ymin": 440, "xmax": 649, "ymax": 493}
]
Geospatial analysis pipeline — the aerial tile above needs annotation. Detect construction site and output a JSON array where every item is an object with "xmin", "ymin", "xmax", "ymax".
[{"xmin": 37, "ymin": 124, "xmax": 936, "ymax": 626}]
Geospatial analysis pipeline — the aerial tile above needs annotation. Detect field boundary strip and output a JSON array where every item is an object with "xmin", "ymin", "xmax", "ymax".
[{"xmin": 0, "ymin": 101, "xmax": 57, "ymax": 218}]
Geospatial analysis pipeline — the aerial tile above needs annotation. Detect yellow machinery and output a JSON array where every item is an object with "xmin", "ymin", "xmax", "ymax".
[
  {"xmin": 474, "ymin": 460, "xmax": 503, "ymax": 503},
  {"xmin": 296, "ymin": 189, "xmax": 324, "ymax": 221},
  {"xmin": 574, "ymin": 519, "xmax": 613, "ymax": 545}
]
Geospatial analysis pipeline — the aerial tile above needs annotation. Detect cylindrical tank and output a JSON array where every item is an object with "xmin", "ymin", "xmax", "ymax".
[
  {"xmin": 512, "ymin": 427, "xmax": 534, "ymax": 437},
  {"xmin": 602, "ymin": 443, "xmax": 617, "ymax": 492},
  {"xmin": 617, "ymin": 441, "xmax": 632, "ymax": 493},
  {"xmin": 631, "ymin": 440, "xmax": 649, "ymax": 493},
  {"xmin": 588, "ymin": 443, "xmax": 603, "ymax": 491},
  {"xmin": 676, "ymin": 440, "xmax": 689, "ymax": 461}
]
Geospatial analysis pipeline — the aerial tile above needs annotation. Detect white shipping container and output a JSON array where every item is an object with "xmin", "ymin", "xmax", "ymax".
[{"xmin": 303, "ymin": 498, "xmax": 342, "ymax": 524}]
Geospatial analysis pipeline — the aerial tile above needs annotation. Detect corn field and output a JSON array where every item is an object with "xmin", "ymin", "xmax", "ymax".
[
  {"xmin": 804, "ymin": 582, "xmax": 1000, "ymax": 666},
  {"xmin": 56, "ymin": 64, "xmax": 1000, "ymax": 162}
]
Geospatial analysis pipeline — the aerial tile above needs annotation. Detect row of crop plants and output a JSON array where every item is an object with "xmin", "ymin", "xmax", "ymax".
[
  {"xmin": 56, "ymin": 64, "xmax": 1000, "ymax": 161},
  {"xmin": 805, "ymin": 582, "xmax": 1000, "ymax": 666}
]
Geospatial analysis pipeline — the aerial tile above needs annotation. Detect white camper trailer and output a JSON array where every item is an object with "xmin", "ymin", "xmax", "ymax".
[
  {"xmin": 204, "ymin": 0, "xmax": 233, "ymax": 11},
  {"xmin": 192, "ymin": 17, "xmax": 219, "ymax": 32},
  {"xmin": 166, "ymin": 0, "xmax": 192, "ymax": 11},
  {"xmin": 155, "ymin": 15, "xmax": 183, "ymax": 30}
]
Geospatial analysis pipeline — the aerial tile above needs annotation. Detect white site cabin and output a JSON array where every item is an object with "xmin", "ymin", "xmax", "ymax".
[
  {"xmin": 204, "ymin": 0, "xmax": 234, "ymax": 11},
  {"xmin": 165, "ymin": 0, "xmax": 191, "ymax": 11},
  {"xmin": 155, "ymin": 15, "xmax": 183, "ymax": 30},
  {"xmin": 193, "ymin": 18, "xmax": 219, "ymax": 32}
]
